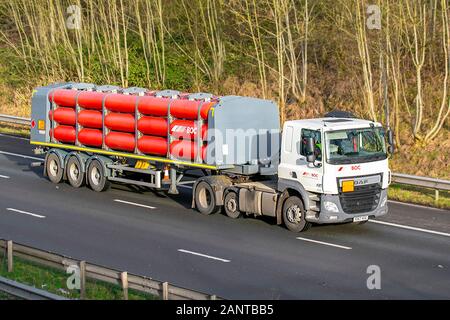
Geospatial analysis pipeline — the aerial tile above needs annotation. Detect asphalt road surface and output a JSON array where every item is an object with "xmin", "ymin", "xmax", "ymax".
[{"xmin": 0, "ymin": 133, "xmax": 449, "ymax": 299}]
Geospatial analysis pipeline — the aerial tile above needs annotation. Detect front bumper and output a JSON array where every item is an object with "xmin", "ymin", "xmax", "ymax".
[{"xmin": 305, "ymin": 189, "xmax": 388, "ymax": 224}]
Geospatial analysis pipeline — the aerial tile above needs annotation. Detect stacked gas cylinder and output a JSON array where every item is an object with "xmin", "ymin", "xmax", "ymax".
[{"xmin": 48, "ymin": 88, "xmax": 215, "ymax": 161}]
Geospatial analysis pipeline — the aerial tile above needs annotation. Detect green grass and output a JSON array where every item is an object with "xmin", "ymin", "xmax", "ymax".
[
  {"xmin": 0, "ymin": 255, "xmax": 158, "ymax": 300},
  {"xmin": 0, "ymin": 291, "xmax": 19, "ymax": 300},
  {"xmin": 0, "ymin": 124, "xmax": 30, "ymax": 138},
  {"xmin": 388, "ymin": 183, "xmax": 450, "ymax": 209}
]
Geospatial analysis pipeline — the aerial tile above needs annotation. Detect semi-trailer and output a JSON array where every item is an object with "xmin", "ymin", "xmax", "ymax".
[{"xmin": 30, "ymin": 82, "xmax": 392, "ymax": 232}]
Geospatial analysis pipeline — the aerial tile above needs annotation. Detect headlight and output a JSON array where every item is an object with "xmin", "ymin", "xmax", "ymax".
[
  {"xmin": 324, "ymin": 201, "xmax": 339, "ymax": 213},
  {"xmin": 380, "ymin": 196, "xmax": 387, "ymax": 207}
]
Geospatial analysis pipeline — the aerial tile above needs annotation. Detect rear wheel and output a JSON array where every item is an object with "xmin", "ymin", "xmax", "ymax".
[
  {"xmin": 87, "ymin": 159, "xmax": 110, "ymax": 192},
  {"xmin": 67, "ymin": 156, "xmax": 85, "ymax": 188},
  {"xmin": 282, "ymin": 196, "xmax": 312, "ymax": 232},
  {"xmin": 195, "ymin": 181, "xmax": 220, "ymax": 215},
  {"xmin": 46, "ymin": 153, "xmax": 63, "ymax": 184},
  {"xmin": 224, "ymin": 191, "xmax": 241, "ymax": 219}
]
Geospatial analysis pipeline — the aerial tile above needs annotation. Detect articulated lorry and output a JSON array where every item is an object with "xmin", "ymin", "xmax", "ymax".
[{"xmin": 30, "ymin": 83, "xmax": 393, "ymax": 232}]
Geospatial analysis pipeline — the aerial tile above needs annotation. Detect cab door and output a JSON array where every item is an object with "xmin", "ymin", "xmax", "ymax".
[{"xmin": 297, "ymin": 128, "xmax": 323, "ymax": 193}]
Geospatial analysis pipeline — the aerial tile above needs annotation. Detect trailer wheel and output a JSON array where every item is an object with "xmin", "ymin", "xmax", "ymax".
[
  {"xmin": 195, "ymin": 181, "xmax": 220, "ymax": 215},
  {"xmin": 282, "ymin": 196, "xmax": 311, "ymax": 232},
  {"xmin": 87, "ymin": 159, "xmax": 110, "ymax": 192},
  {"xmin": 46, "ymin": 153, "xmax": 63, "ymax": 184},
  {"xmin": 67, "ymin": 156, "xmax": 85, "ymax": 188},
  {"xmin": 224, "ymin": 191, "xmax": 241, "ymax": 219}
]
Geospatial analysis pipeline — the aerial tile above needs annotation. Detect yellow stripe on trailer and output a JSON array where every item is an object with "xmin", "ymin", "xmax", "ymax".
[{"xmin": 30, "ymin": 141, "xmax": 219, "ymax": 170}]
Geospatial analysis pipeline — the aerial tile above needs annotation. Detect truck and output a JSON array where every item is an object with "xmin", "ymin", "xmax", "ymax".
[{"xmin": 30, "ymin": 82, "xmax": 393, "ymax": 232}]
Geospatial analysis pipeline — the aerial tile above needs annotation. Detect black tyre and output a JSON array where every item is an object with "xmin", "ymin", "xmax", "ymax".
[
  {"xmin": 282, "ymin": 196, "xmax": 312, "ymax": 232},
  {"xmin": 194, "ymin": 181, "xmax": 220, "ymax": 215},
  {"xmin": 46, "ymin": 153, "xmax": 63, "ymax": 184},
  {"xmin": 224, "ymin": 191, "xmax": 241, "ymax": 219},
  {"xmin": 66, "ymin": 156, "xmax": 85, "ymax": 188},
  {"xmin": 87, "ymin": 159, "xmax": 110, "ymax": 192}
]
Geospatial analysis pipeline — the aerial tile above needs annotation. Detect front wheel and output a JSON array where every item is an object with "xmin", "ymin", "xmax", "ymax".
[{"xmin": 282, "ymin": 196, "xmax": 312, "ymax": 232}]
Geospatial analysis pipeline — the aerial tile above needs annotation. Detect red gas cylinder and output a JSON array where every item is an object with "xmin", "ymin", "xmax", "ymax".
[
  {"xmin": 137, "ymin": 136, "xmax": 168, "ymax": 156},
  {"xmin": 105, "ymin": 94, "xmax": 137, "ymax": 113},
  {"xmin": 170, "ymin": 140, "xmax": 206, "ymax": 161},
  {"xmin": 170, "ymin": 119, "xmax": 207, "ymax": 140},
  {"xmin": 51, "ymin": 125, "xmax": 75, "ymax": 143},
  {"xmin": 77, "ymin": 91, "xmax": 105, "ymax": 110},
  {"xmin": 170, "ymin": 99, "xmax": 214, "ymax": 120},
  {"xmin": 138, "ymin": 96, "xmax": 171, "ymax": 116},
  {"xmin": 137, "ymin": 116, "xmax": 168, "ymax": 136},
  {"xmin": 105, "ymin": 132, "xmax": 135, "ymax": 152},
  {"xmin": 78, "ymin": 128, "xmax": 103, "ymax": 147},
  {"xmin": 50, "ymin": 89, "xmax": 77, "ymax": 107},
  {"xmin": 78, "ymin": 110, "xmax": 102, "ymax": 128},
  {"xmin": 105, "ymin": 113, "xmax": 135, "ymax": 132},
  {"xmin": 49, "ymin": 107, "xmax": 75, "ymax": 125}
]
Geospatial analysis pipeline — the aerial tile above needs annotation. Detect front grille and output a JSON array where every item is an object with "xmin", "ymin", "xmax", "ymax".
[{"xmin": 339, "ymin": 183, "xmax": 381, "ymax": 214}]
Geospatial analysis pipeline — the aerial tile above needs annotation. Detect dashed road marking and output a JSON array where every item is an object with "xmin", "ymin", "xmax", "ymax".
[
  {"xmin": 114, "ymin": 199, "xmax": 156, "ymax": 209},
  {"xmin": 0, "ymin": 175, "xmax": 10, "ymax": 179},
  {"xmin": 296, "ymin": 237, "xmax": 352, "ymax": 250},
  {"xmin": 178, "ymin": 249, "xmax": 231, "ymax": 262},
  {"xmin": 6, "ymin": 208, "xmax": 46, "ymax": 219}
]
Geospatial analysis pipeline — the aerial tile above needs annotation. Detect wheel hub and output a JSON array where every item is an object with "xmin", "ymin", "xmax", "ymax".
[
  {"xmin": 287, "ymin": 205, "xmax": 302, "ymax": 224},
  {"xmin": 226, "ymin": 198, "xmax": 237, "ymax": 212}
]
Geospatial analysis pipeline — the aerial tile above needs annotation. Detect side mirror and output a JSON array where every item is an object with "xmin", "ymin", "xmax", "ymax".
[
  {"xmin": 305, "ymin": 137, "xmax": 316, "ymax": 163},
  {"xmin": 387, "ymin": 129, "xmax": 394, "ymax": 146},
  {"xmin": 387, "ymin": 129, "xmax": 395, "ymax": 153}
]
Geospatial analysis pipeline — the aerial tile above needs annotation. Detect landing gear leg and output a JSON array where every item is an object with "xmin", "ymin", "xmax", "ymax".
[{"xmin": 168, "ymin": 167, "xmax": 179, "ymax": 195}]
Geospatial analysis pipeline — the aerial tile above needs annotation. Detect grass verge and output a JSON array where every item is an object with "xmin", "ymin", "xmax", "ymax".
[
  {"xmin": 0, "ymin": 255, "xmax": 158, "ymax": 300},
  {"xmin": 388, "ymin": 183, "xmax": 450, "ymax": 210}
]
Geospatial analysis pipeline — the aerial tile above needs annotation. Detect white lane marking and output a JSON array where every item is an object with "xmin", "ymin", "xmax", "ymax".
[
  {"xmin": 0, "ymin": 175, "xmax": 10, "ymax": 179},
  {"xmin": 0, "ymin": 150, "xmax": 44, "ymax": 161},
  {"xmin": 6, "ymin": 208, "xmax": 46, "ymax": 219},
  {"xmin": 369, "ymin": 220, "xmax": 450, "ymax": 238},
  {"xmin": 178, "ymin": 249, "xmax": 231, "ymax": 263},
  {"xmin": 178, "ymin": 185, "xmax": 193, "ymax": 189},
  {"xmin": 114, "ymin": 199, "xmax": 156, "ymax": 209},
  {"xmin": 296, "ymin": 237, "xmax": 352, "ymax": 250},
  {"xmin": 0, "ymin": 133, "xmax": 30, "ymax": 141},
  {"xmin": 388, "ymin": 200, "xmax": 448, "ymax": 212}
]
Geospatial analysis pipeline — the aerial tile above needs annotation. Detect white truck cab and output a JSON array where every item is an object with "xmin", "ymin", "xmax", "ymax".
[{"xmin": 278, "ymin": 117, "xmax": 390, "ymax": 225}]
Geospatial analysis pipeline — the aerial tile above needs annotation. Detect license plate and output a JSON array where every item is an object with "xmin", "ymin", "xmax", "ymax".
[{"xmin": 353, "ymin": 215, "xmax": 368, "ymax": 222}]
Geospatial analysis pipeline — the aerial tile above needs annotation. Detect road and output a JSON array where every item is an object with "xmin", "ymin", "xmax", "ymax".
[{"xmin": 0, "ymin": 133, "xmax": 449, "ymax": 299}]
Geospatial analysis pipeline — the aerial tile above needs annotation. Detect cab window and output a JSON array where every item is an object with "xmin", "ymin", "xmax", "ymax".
[{"xmin": 300, "ymin": 129, "xmax": 322, "ymax": 161}]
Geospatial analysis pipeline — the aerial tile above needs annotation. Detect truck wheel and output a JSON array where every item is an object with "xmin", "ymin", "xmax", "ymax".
[
  {"xmin": 224, "ymin": 191, "xmax": 241, "ymax": 219},
  {"xmin": 195, "ymin": 181, "xmax": 220, "ymax": 215},
  {"xmin": 46, "ymin": 153, "xmax": 63, "ymax": 184},
  {"xmin": 67, "ymin": 156, "xmax": 85, "ymax": 188},
  {"xmin": 283, "ymin": 196, "xmax": 311, "ymax": 232},
  {"xmin": 87, "ymin": 160, "xmax": 110, "ymax": 192}
]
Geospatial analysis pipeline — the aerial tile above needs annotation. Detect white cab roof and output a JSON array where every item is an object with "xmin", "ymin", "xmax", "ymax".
[{"xmin": 285, "ymin": 117, "xmax": 382, "ymax": 131}]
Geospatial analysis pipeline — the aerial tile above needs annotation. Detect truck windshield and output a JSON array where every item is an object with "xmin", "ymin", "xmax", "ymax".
[{"xmin": 325, "ymin": 127, "xmax": 387, "ymax": 164}]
